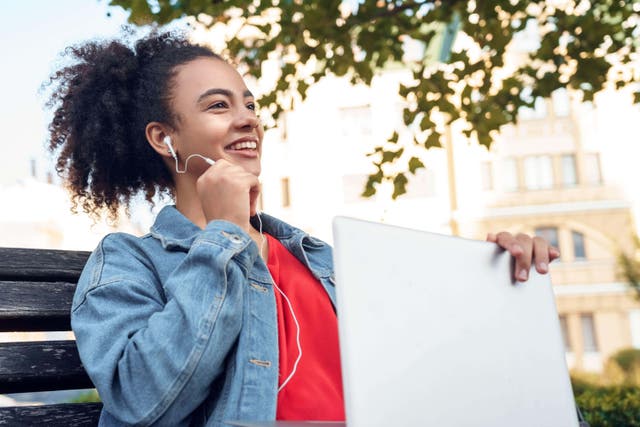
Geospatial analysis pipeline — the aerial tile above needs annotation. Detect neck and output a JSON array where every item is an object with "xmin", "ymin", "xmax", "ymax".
[{"xmin": 174, "ymin": 178, "xmax": 208, "ymax": 229}]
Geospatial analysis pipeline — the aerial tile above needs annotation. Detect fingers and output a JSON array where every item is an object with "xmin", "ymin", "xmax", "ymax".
[
  {"xmin": 493, "ymin": 231, "xmax": 525, "ymax": 259},
  {"xmin": 532, "ymin": 236, "xmax": 550, "ymax": 274},
  {"xmin": 512, "ymin": 233, "xmax": 533, "ymax": 282},
  {"xmin": 197, "ymin": 159, "xmax": 261, "ymax": 229},
  {"xmin": 492, "ymin": 231, "xmax": 556, "ymax": 282}
]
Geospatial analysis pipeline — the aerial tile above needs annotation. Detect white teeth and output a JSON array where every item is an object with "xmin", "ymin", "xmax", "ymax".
[{"xmin": 226, "ymin": 141, "xmax": 257, "ymax": 150}]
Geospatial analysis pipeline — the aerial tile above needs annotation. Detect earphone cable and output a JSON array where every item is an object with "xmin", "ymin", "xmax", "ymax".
[
  {"xmin": 175, "ymin": 154, "xmax": 213, "ymax": 174},
  {"xmin": 256, "ymin": 212, "xmax": 303, "ymax": 393}
]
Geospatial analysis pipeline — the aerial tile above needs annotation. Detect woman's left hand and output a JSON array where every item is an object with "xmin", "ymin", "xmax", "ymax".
[{"xmin": 486, "ymin": 232, "xmax": 561, "ymax": 282}]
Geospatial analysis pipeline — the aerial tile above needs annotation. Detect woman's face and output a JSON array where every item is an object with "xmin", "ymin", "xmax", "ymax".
[{"xmin": 169, "ymin": 57, "xmax": 263, "ymax": 177}]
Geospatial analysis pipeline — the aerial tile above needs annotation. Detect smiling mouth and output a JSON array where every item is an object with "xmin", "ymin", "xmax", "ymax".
[{"xmin": 225, "ymin": 141, "xmax": 258, "ymax": 151}]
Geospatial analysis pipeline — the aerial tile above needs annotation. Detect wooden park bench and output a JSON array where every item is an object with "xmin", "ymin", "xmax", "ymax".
[{"xmin": 0, "ymin": 247, "xmax": 102, "ymax": 426}]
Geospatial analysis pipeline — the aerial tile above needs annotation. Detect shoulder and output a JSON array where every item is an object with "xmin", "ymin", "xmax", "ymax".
[
  {"xmin": 75, "ymin": 232, "xmax": 162, "ymax": 303},
  {"xmin": 91, "ymin": 231, "xmax": 159, "ymax": 274}
]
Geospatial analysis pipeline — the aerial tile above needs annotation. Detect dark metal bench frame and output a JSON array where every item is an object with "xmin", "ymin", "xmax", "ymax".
[{"xmin": 0, "ymin": 247, "xmax": 102, "ymax": 426}]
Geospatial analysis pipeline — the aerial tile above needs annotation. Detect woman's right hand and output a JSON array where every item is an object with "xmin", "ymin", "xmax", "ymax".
[{"xmin": 196, "ymin": 159, "xmax": 260, "ymax": 232}]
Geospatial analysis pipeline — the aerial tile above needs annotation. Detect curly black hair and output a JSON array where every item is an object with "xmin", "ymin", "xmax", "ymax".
[{"xmin": 45, "ymin": 30, "xmax": 221, "ymax": 220}]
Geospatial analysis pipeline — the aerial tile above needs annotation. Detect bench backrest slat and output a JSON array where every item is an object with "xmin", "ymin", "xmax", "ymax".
[
  {"xmin": 0, "ymin": 403, "xmax": 103, "ymax": 426},
  {"xmin": 0, "ymin": 340, "xmax": 94, "ymax": 394},
  {"xmin": 0, "ymin": 247, "xmax": 90, "ymax": 281},
  {"xmin": 0, "ymin": 280, "xmax": 76, "ymax": 332}
]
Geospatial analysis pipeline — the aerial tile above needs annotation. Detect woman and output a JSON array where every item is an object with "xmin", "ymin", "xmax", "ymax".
[{"xmin": 47, "ymin": 31, "xmax": 558, "ymax": 426}]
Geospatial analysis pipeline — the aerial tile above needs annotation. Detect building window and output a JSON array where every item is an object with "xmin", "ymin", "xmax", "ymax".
[
  {"xmin": 281, "ymin": 178, "xmax": 291, "ymax": 208},
  {"xmin": 535, "ymin": 227, "xmax": 559, "ymax": 251},
  {"xmin": 524, "ymin": 155, "xmax": 553, "ymax": 190},
  {"xmin": 572, "ymin": 231, "xmax": 586, "ymax": 260},
  {"xmin": 502, "ymin": 158, "xmax": 519, "ymax": 192},
  {"xmin": 480, "ymin": 161, "xmax": 493, "ymax": 191},
  {"xmin": 561, "ymin": 154, "xmax": 577, "ymax": 187},
  {"xmin": 581, "ymin": 314, "xmax": 599, "ymax": 353},
  {"xmin": 584, "ymin": 153, "xmax": 603, "ymax": 185},
  {"xmin": 559, "ymin": 315, "xmax": 571, "ymax": 352}
]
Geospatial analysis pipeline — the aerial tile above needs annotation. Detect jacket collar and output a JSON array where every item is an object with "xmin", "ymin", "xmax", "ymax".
[
  {"xmin": 149, "ymin": 205, "xmax": 202, "ymax": 251},
  {"xmin": 149, "ymin": 205, "xmax": 322, "ymax": 253}
]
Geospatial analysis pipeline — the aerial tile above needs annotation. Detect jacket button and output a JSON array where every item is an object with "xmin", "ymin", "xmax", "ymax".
[{"xmin": 221, "ymin": 231, "xmax": 243, "ymax": 244}]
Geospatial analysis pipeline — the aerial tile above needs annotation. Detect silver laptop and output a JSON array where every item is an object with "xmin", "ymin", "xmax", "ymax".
[
  {"xmin": 229, "ymin": 217, "xmax": 579, "ymax": 427},
  {"xmin": 332, "ymin": 216, "xmax": 578, "ymax": 427}
]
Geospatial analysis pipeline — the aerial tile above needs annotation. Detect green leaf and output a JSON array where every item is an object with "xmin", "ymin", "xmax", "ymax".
[
  {"xmin": 370, "ymin": 169, "xmax": 384, "ymax": 184},
  {"xmin": 362, "ymin": 170, "xmax": 383, "ymax": 198},
  {"xmin": 425, "ymin": 132, "xmax": 441, "ymax": 149},
  {"xmin": 381, "ymin": 148, "xmax": 404, "ymax": 164},
  {"xmin": 403, "ymin": 109, "xmax": 415, "ymax": 126},
  {"xmin": 408, "ymin": 157, "xmax": 425, "ymax": 174},
  {"xmin": 420, "ymin": 114, "xmax": 435, "ymax": 131},
  {"xmin": 361, "ymin": 183, "xmax": 377, "ymax": 198},
  {"xmin": 392, "ymin": 173, "xmax": 408, "ymax": 199},
  {"xmin": 388, "ymin": 131, "xmax": 399, "ymax": 144}
]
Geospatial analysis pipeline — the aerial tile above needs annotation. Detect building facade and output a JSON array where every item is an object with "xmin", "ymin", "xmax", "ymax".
[
  {"xmin": 257, "ymin": 65, "xmax": 640, "ymax": 374},
  {"xmin": 467, "ymin": 93, "xmax": 640, "ymax": 373}
]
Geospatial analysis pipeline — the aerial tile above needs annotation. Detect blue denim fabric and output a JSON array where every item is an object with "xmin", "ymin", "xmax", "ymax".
[{"xmin": 71, "ymin": 206, "xmax": 337, "ymax": 426}]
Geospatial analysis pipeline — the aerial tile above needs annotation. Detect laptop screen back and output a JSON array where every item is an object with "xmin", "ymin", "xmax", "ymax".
[{"xmin": 332, "ymin": 217, "xmax": 578, "ymax": 427}]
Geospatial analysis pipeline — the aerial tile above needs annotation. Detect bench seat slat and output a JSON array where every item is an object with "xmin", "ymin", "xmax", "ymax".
[
  {"xmin": 0, "ymin": 280, "xmax": 76, "ymax": 332},
  {"xmin": 0, "ymin": 402, "xmax": 102, "ymax": 426},
  {"xmin": 0, "ymin": 247, "xmax": 90, "ymax": 281},
  {"xmin": 0, "ymin": 340, "xmax": 94, "ymax": 394}
]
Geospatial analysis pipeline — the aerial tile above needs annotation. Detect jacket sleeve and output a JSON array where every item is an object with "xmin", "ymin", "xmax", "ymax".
[{"xmin": 71, "ymin": 220, "xmax": 258, "ymax": 426}]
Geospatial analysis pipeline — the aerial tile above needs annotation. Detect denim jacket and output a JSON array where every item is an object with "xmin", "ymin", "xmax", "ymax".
[{"xmin": 71, "ymin": 206, "xmax": 337, "ymax": 426}]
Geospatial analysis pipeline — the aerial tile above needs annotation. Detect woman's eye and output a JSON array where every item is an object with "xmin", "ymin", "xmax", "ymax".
[
  {"xmin": 208, "ymin": 101, "xmax": 227, "ymax": 110},
  {"xmin": 247, "ymin": 103, "xmax": 256, "ymax": 111}
]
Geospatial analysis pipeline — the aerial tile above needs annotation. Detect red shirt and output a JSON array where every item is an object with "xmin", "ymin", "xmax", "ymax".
[{"xmin": 265, "ymin": 233, "xmax": 345, "ymax": 421}]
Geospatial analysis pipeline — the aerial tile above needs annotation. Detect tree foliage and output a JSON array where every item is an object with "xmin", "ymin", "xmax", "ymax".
[{"xmin": 108, "ymin": 0, "xmax": 640, "ymax": 198}]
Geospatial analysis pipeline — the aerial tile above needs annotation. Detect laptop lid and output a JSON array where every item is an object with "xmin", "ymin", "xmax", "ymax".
[{"xmin": 332, "ymin": 216, "xmax": 578, "ymax": 427}]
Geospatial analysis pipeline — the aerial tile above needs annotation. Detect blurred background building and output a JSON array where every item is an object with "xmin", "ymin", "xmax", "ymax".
[{"xmin": 254, "ymin": 64, "xmax": 640, "ymax": 374}]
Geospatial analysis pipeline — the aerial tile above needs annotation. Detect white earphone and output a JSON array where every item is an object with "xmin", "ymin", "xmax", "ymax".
[
  {"xmin": 163, "ymin": 136, "xmax": 178, "ymax": 160},
  {"xmin": 163, "ymin": 136, "xmax": 214, "ymax": 173}
]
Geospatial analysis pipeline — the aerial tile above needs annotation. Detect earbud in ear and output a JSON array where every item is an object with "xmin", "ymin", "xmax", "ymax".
[
  {"xmin": 163, "ymin": 137, "xmax": 215, "ymax": 174},
  {"xmin": 163, "ymin": 136, "xmax": 178, "ymax": 160}
]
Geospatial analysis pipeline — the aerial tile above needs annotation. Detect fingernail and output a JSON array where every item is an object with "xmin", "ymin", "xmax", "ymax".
[
  {"xmin": 518, "ymin": 269, "xmax": 528, "ymax": 281},
  {"xmin": 538, "ymin": 262, "xmax": 548, "ymax": 273}
]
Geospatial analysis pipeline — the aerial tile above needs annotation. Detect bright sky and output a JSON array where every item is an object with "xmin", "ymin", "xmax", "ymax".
[{"xmin": 0, "ymin": 1, "xmax": 185, "ymax": 185}]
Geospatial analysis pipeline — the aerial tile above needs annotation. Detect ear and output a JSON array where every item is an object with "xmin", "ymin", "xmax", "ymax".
[{"xmin": 145, "ymin": 122, "xmax": 175, "ymax": 159}]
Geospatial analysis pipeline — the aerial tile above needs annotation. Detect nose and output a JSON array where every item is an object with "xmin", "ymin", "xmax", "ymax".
[{"xmin": 235, "ymin": 106, "xmax": 259, "ymax": 130}]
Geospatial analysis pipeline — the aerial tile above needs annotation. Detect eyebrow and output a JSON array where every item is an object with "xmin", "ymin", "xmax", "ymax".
[{"xmin": 197, "ymin": 88, "xmax": 254, "ymax": 103}]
